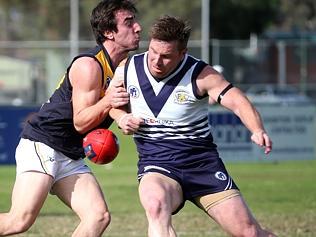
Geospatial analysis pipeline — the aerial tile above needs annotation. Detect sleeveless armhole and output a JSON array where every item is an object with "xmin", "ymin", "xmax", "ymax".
[
  {"xmin": 68, "ymin": 54, "xmax": 105, "ymax": 88},
  {"xmin": 192, "ymin": 61, "xmax": 208, "ymax": 99},
  {"xmin": 124, "ymin": 56, "xmax": 132, "ymax": 87},
  {"xmin": 124, "ymin": 56, "xmax": 133, "ymax": 113}
]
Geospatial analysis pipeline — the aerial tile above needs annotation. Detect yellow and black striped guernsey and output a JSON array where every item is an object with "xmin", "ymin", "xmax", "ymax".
[{"xmin": 22, "ymin": 44, "xmax": 115, "ymax": 160}]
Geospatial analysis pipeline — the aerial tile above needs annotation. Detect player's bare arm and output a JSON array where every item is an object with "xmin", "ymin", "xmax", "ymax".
[
  {"xmin": 70, "ymin": 57, "xmax": 129, "ymax": 134},
  {"xmin": 197, "ymin": 65, "xmax": 272, "ymax": 154},
  {"xmin": 108, "ymin": 64, "xmax": 144, "ymax": 135}
]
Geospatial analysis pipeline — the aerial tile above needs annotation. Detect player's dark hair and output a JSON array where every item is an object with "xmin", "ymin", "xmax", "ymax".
[
  {"xmin": 90, "ymin": 0, "xmax": 137, "ymax": 44},
  {"xmin": 149, "ymin": 15, "xmax": 191, "ymax": 51}
]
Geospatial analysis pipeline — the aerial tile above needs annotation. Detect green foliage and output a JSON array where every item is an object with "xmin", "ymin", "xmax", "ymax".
[
  {"xmin": 1, "ymin": 0, "xmax": 316, "ymax": 41},
  {"xmin": 136, "ymin": 0, "xmax": 202, "ymax": 40},
  {"xmin": 210, "ymin": 0, "xmax": 280, "ymax": 39},
  {"xmin": 0, "ymin": 0, "xmax": 99, "ymax": 41}
]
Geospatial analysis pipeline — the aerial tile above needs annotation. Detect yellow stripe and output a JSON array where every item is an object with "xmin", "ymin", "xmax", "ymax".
[
  {"xmin": 35, "ymin": 142, "xmax": 49, "ymax": 174},
  {"xmin": 95, "ymin": 50, "xmax": 114, "ymax": 98}
]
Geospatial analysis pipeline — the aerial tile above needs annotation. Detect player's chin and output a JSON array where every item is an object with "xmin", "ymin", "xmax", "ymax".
[
  {"xmin": 129, "ymin": 44, "xmax": 139, "ymax": 51},
  {"xmin": 130, "ymin": 41, "xmax": 140, "ymax": 50},
  {"xmin": 151, "ymin": 69, "xmax": 165, "ymax": 78}
]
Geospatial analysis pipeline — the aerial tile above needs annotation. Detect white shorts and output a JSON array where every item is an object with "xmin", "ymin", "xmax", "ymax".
[{"xmin": 15, "ymin": 138, "xmax": 91, "ymax": 183}]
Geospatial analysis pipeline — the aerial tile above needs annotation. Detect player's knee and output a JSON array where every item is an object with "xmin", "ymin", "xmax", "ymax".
[
  {"xmin": 145, "ymin": 198, "xmax": 167, "ymax": 220},
  {"xmin": 93, "ymin": 209, "xmax": 111, "ymax": 229},
  {"xmin": 102, "ymin": 210, "xmax": 111, "ymax": 228}
]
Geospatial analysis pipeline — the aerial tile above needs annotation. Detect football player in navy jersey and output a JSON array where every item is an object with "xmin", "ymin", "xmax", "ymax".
[
  {"xmin": 111, "ymin": 15, "xmax": 276, "ymax": 237},
  {"xmin": 0, "ymin": 1, "xmax": 141, "ymax": 236}
]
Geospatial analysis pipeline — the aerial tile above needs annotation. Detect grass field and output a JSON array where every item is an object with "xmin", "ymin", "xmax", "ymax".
[{"xmin": 0, "ymin": 128, "xmax": 315, "ymax": 237}]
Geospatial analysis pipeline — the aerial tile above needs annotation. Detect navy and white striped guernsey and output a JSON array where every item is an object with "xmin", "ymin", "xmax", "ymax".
[{"xmin": 125, "ymin": 52, "xmax": 218, "ymax": 163}]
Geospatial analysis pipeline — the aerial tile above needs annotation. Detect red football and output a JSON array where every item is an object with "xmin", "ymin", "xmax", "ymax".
[{"xmin": 83, "ymin": 129, "xmax": 119, "ymax": 164}]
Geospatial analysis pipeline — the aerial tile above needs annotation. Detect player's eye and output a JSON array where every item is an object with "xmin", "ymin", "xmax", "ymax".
[{"xmin": 124, "ymin": 17, "xmax": 134, "ymax": 27}]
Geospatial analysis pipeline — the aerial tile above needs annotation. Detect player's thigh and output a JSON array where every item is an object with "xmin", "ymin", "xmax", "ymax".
[
  {"xmin": 11, "ymin": 172, "xmax": 53, "ymax": 217},
  {"xmin": 207, "ymin": 194, "xmax": 257, "ymax": 233},
  {"xmin": 52, "ymin": 173, "xmax": 108, "ymax": 217},
  {"xmin": 139, "ymin": 172, "xmax": 183, "ymax": 211}
]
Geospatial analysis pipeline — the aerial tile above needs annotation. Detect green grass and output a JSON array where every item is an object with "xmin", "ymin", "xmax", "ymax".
[{"xmin": 0, "ymin": 128, "xmax": 315, "ymax": 236}]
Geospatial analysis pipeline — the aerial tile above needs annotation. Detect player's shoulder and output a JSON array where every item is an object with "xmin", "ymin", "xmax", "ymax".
[{"xmin": 72, "ymin": 56, "xmax": 101, "ymax": 71}]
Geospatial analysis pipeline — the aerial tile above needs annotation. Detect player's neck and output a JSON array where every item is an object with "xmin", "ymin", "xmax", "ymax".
[{"xmin": 103, "ymin": 42, "xmax": 130, "ymax": 69}]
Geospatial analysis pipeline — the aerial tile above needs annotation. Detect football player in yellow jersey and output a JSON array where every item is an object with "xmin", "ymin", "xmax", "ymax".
[{"xmin": 0, "ymin": 1, "xmax": 141, "ymax": 236}]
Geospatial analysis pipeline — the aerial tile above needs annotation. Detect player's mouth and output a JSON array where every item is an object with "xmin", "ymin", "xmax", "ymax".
[{"xmin": 152, "ymin": 65, "xmax": 163, "ymax": 73}]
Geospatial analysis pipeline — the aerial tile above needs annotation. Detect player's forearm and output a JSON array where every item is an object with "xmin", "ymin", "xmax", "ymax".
[
  {"xmin": 74, "ymin": 99, "xmax": 112, "ymax": 134},
  {"xmin": 235, "ymin": 101, "xmax": 266, "ymax": 134},
  {"xmin": 109, "ymin": 108, "xmax": 127, "ymax": 126}
]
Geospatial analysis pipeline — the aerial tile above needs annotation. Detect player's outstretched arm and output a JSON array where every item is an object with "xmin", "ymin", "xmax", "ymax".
[
  {"xmin": 219, "ymin": 89, "xmax": 272, "ymax": 154},
  {"xmin": 197, "ymin": 65, "xmax": 272, "ymax": 155}
]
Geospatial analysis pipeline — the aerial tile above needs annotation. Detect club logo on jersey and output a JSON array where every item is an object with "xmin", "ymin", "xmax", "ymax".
[
  {"xmin": 174, "ymin": 90, "xmax": 194, "ymax": 104},
  {"xmin": 214, "ymin": 171, "xmax": 227, "ymax": 181},
  {"xmin": 128, "ymin": 85, "xmax": 140, "ymax": 98}
]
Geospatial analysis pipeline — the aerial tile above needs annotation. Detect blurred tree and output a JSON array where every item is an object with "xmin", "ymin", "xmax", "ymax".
[
  {"xmin": 210, "ymin": 0, "xmax": 280, "ymax": 39},
  {"xmin": 136, "ymin": 0, "xmax": 201, "ymax": 40},
  {"xmin": 272, "ymin": 0, "xmax": 316, "ymax": 32},
  {"xmin": 0, "ymin": 0, "xmax": 98, "ymax": 41},
  {"xmin": 0, "ymin": 0, "xmax": 315, "ymax": 41}
]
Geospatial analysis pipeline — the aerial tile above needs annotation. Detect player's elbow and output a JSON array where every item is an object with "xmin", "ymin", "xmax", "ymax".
[
  {"xmin": 73, "ymin": 121, "xmax": 85, "ymax": 134},
  {"xmin": 73, "ymin": 122, "xmax": 90, "ymax": 135}
]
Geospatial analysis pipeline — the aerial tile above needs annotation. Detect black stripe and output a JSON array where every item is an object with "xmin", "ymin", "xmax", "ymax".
[
  {"xmin": 100, "ymin": 44, "xmax": 115, "ymax": 72},
  {"xmin": 124, "ymin": 56, "xmax": 133, "ymax": 113},
  {"xmin": 217, "ymin": 83, "xmax": 234, "ymax": 104}
]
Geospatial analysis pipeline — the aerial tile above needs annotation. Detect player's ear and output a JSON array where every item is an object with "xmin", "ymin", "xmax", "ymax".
[
  {"xmin": 180, "ymin": 48, "xmax": 187, "ymax": 58},
  {"xmin": 104, "ymin": 31, "xmax": 114, "ymax": 40}
]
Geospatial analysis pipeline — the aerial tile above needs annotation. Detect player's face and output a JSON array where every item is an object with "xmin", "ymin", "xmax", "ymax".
[
  {"xmin": 112, "ymin": 10, "xmax": 141, "ymax": 51},
  {"xmin": 147, "ymin": 39, "xmax": 186, "ymax": 79}
]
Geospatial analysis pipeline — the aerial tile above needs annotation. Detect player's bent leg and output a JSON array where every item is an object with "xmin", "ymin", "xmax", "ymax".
[
  {"xmin": 52, "ymin": 173, "xmax": 110, "ymax": 237},
  {"xmin": 138, "ymin": 173, "xmax": 182, "ymax": 237},
  {"xmin": 0, "ymin": 171, "xmax": 53, "ymax": 236},
  {"xmin": 201, "ymin": 191, "xmax": 277, "ymax": 237}
]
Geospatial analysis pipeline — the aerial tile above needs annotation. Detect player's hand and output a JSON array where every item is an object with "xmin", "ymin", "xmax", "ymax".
[
  {"xmin": 118, "ymin": 113, "xmax": 144, "ymax": 135},
  {"xmin": 106, "ymin": 80, "xmax": 129, "ymax": 108},
  {"xmin": 251, "ymin": 130, "xmax": 272, "ymax": 154}
]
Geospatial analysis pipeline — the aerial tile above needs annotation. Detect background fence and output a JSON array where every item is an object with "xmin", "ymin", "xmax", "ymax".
[
  {"xmin": 0, "ymin": 38, "xmax": 316, "ymax": 106},
  {"xmin": 0, "ymin": 39, "xmax": 315, "ymax": 164}
]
